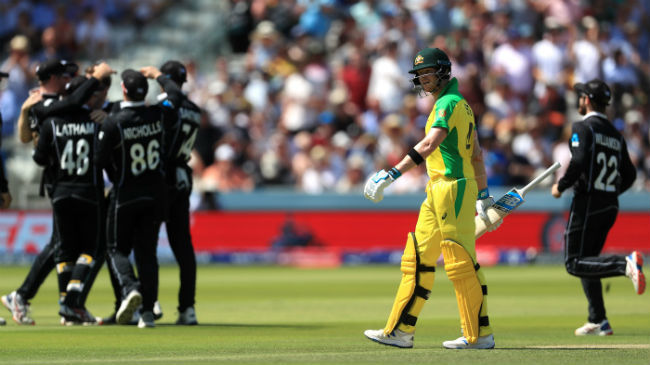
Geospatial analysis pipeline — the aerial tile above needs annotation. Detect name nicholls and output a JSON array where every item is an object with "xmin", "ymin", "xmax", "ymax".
[{"xmin": 123, "ymin": 121, "xmax": 162, "ymax": 140}]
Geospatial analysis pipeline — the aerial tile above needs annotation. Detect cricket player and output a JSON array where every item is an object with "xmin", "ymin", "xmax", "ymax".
[
  {"xmin": 158, "ymin": 60, "xmax": 201, "ymax": 325},
  {"xmin": 1, "ymin": 61, "xmax": 113, "ymax": 325},
  {"xmin": 96, "ymin": 67, "xmax": 182, "ymax": 328},
  {"xmin": 32, "ymin": 76, "xmax": 105, "ymax": 324},
  {"xmin": 551, "ymin": 79, "xmax": 642, "ymax": 336},
  {"xmin": 0, "ymin": 71, "xmax": 8, "ymax": 327},
  {"xmin": 363, "ymin": 47, "xmax": 497, "ymax": 349}
]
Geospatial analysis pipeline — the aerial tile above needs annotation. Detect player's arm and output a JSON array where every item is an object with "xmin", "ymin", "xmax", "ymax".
[
  {"xmin": 34, "ymin": 63, "xmax": 114, "ymax": 120},
  {"xmin": 618, "ymin": 139, "xmax": 637, "ymax": 194},
  {"xmin": 94, "ymin": 116, "xmax": 120, "ymax": 171},
  {"xmin": 364, "ymin": 127, "xmax": 447, "ymax": 203},
  {"xmin": 471, "ymin": 131, "xmax": 487, "ymax": 191},
  {"xmin": 0, "ymin": 159, "xmax": 10, "ymax": 209},
  {"xmin": 0, "ymin": 116, "xmax": 10, "ymax": 208},
  {"xmin": 552, "ymin": 123, "xmax": 590, "ymax": 197},
  {"xmin": 140, "ymin": 66, "xmax": 183, "ymax": 108},
  {"xmin": 470, "ymin": 130, "xmax": 501, "ymax": 230},
  {"xmin": 17, "ymin": 91, "xmax": 42, "ymax": 143},
  {"xmin": 396, "ymin": 126, "xmax": 447, "ymax": 173},
  {"xmin": 32, "ymin": 119, "xmax": 54, "ymax": 166}
]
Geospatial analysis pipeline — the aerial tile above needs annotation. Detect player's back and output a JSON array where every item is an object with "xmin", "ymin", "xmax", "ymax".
[
  {"xmin": 581, "ymin": 115, "xmax": 629, "ymax": 197},
  {"xmin": 98, "ymin": 103, "xmax": 165, "ymax": 199},
  {"xmin": 166, "ymin": 97, "xmax": 201, "ymax": 167},
  {"xmin": 34, "ymin": 107, "xmax": 102, "ymax": 199}
]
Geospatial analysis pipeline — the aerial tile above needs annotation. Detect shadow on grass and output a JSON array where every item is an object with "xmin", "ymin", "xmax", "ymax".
[
  {"xmin": 154, "ymin": 323, "xmax": 323, "ymax": 329},
  {"xmin": 500, "ymin": 346, "xmax": 650, "ymax": 350}
]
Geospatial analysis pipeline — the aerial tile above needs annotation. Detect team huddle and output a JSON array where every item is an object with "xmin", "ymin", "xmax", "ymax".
[{"xmin": 1, "ymin": 58, "xmax": 200, "ymax": 328}]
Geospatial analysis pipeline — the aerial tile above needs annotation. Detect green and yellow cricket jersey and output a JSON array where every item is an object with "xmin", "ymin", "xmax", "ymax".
[{"xmin": 424, "ymin": 78, "xmax": 477, "ymax": 181}]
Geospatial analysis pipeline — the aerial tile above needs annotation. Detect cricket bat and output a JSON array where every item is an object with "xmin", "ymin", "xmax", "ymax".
[{"xmin": 475, "ymin": 162, "xmax": 561, "ymax": 238}]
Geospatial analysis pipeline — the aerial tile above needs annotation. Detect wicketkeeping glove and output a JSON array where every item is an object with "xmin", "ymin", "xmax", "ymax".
[
  {"xmin": 364, "ymin": 168, "xmax": 400, "ymax": 203},
  {"xmin": 476, "ymin": 188, "xmax": 502, "ymax": 232}
]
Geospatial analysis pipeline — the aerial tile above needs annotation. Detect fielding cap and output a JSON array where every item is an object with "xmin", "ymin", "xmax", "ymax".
[
  {"xmin": 36, "ymin": 59, "xmax": 78, "ymax": 81},
  {"xmin": 121, "ymin": 69, "xmax": 148, "ymax": 101},
  {"xmin": 574, "ymin": 79, "xmax": 611, "ymax": 106},
  {"xmin": 160, "ymin": 60, "xmax": 187, "ymax": 85}
]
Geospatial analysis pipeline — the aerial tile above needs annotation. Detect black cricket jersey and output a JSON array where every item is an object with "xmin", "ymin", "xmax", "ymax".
[
  {"xmin": 95, "ymin": 101, "xmax": 166, "ymax": 199},
  {"xmin": 0, "ymin": 111, "xmax": 7, "ymax": 193},
  {"xmin": 95, "ymin": 75, "xmax": 183, "ymax": 202},
  {"xmin": 558, "ymin": 112, "xmax": 636, "ymax": 198},
  {"xmin": 29, "ymin": 78, "xmax": 100, "ymax": 133},
  {"xmin": 158, "ymin": 92, "xmax": 201, "ymax": 189},
  {"xmin": 32, "ymin": 106, "xmax": 103, "ymax": 200},
  {"xmin": 29, "ymin": 78, "xmax": 101, "ymax": 196}
]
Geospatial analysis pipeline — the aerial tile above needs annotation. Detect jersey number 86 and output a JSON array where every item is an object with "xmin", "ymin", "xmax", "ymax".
[{"xmin": 130, "ymin": 140, "xmax": 160, "ymax": 176}]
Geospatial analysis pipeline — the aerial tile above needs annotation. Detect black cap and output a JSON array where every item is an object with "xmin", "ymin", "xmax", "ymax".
[
  {"xmin": 63, "ymin": 61, "xmax": 79, "ymax": 78},
  {"xmin": 35, "ymin": 59, "xmax": 78, "ymax": 81},
  {"xmin": 574, "ymin": 79, "xmax": 611, "ymax": 106},
  {"xmin": 121, "ymin": 69, "xmax": 148, "ymax": 101},
  {"xmin": 0, "ymin": 71, "xmax": 8, "ymax": 79},
  {"xmin": 64, "ymin": 76, "xmax": 87, "ymax": 95},
  {"xmin": 160, "ymin": 60, "xmax": 187, "ymax": 85}
]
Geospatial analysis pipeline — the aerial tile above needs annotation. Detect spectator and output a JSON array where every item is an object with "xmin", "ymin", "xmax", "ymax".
[
  {"xmin": 1, "ymin": 35, "xmax": 35, "ymax": 109},
  {"xmin": 366, "ymin": 41, "xmax": 404, "ymax": 114},
  {"xmin": 490, "ymin": 27, "xmax": 534, "ymax": 103},
  {"xmin": 569, "ymin": 16, "xmax": 603, "ymax": 84},
  {"xmin": 75, "ymin": 6, "xmax": 110, "ymax": 59},
  {"xmin": 201, "ymin": 144, "xmax": 254, "ymax": 192},
  {"xmin": 531, "ymin": 17, "xmax": 568, "ymax": 99}
]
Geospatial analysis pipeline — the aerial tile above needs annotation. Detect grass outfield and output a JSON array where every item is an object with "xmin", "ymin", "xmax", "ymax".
[{"xmin": 0, "ymin": 264, "xmax": 648, "ymax": 364}]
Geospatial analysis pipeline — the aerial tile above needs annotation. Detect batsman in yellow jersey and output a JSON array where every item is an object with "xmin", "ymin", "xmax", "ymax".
[{"xmin": 363, "ymin": 47, "xmax": 499, "ymax": 349}]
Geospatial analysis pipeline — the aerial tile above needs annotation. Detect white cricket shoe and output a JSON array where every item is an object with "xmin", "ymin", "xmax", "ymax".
[
  {"xmin": 1, "ymin": 291, "xmax": 35, "ymax": 325},
  {"xmin": 176, "ymin": 307, "xmax": 198, "ymax": 325},
  {"xmin": 138, "ymin": 311, "xmax": 155, "ymax": 328},
  {"xmin": 153, "ymin": 301, "xmax": 163, "ymax": 320},
  {"xmin": 575, "ymin": 319, "xmax": 613, "ymax": 336},
  {"xmin": 625, "ymin": 251, "xmax": 645, "ymax": 295},
  {"xmin": 116, "ymin": 290, "xmax": 142, "ymax": 325},
  {"xmin": 364, "ymin": 329, "xmax": 414, "ymax": 348},
  {"xmin": 443, "ymin": 334, "xmax": 495, "ymax": 349}
]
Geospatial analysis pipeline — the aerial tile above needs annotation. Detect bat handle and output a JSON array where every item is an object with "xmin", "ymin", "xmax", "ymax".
[{"xmin": 519, "ymin": 162, "xmax": 562, "ymax": 196}]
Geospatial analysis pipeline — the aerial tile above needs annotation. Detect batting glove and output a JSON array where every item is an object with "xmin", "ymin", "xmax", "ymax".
[
  {"xmin": 364, "ymin": 169, "xmax": 399, "ymax": 203},
  {"xmin": 476, "ymin": 188, "xmax": 502, "ymax": 232}
]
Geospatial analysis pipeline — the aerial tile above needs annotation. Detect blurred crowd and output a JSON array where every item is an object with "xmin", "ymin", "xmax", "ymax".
[
  {"xmin": 2, "ymin": 0, "xmax": 650, "ymax": 201},
  {"xmin": 0, "ymin": 0, "xmax": 172, "ymax": 137}
]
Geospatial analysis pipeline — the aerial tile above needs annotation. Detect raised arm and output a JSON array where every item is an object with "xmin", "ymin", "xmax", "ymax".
[{"xmin": 364, "ymin": 126, "xmax": 448, "ymax": 203}]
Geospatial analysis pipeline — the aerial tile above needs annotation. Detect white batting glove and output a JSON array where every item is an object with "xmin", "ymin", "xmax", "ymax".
[
  {"xmin": 476, "ymin": 188, "xmax": 502, "ymax": 232},
  {"xmin": 364, "ymin": 169, "xmax": 400, "ymax": 203}
]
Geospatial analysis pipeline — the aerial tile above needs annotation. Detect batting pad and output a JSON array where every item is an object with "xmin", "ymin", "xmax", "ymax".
[
  {"xmin": 384, "ymin": 233, "xmax": 435, "ymax": 334},
  {"xmin": 441, "ymin": 239, "xmax": 483, "ymax": 344}
]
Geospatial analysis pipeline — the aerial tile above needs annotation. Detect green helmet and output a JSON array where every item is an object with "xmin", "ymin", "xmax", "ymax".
[{"xmin": 408, "ymin": 47, "xmax": 451, "ymax": 75}]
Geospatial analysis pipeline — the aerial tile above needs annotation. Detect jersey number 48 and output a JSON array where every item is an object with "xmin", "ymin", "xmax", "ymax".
[{"xmin": 60, "ymin": 139, "xmax": 90, "ymax": 176}]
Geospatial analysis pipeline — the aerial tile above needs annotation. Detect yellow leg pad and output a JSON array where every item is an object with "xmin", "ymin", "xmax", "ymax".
[
  {"xmin": 383, "ymin": 233, "xmax": 435, "ymax": 334},
  {"xmin": 56, "ymin": 262, "xmax": 73, "ymax": 273},
  {"xmin": 396, "ymin": 271, "xmax": 434, "ymax": 333},
  {"xmin": 76, "ymin": 254, "xmax": 93, "ymax": 266},
  {"xmin": 441, "ymin": 240, "xmax": 483, "ymax": 344},
  {"xmin": 476, "ymin": 268, "xmax": 493, "ymax": 337}
]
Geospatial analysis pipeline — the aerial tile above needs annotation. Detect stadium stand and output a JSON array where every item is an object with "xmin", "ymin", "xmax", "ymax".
[{"xmin": 1, "ymin": 0, "xmax": 649, "ymax": 210}]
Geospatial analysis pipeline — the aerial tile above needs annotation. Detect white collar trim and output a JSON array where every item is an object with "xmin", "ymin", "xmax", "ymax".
[
  {"xmin": 583, "ymin": 111, "xmax": 607, "ymax": 120},
  {"xmin": 120, "ymin": 100, "xmax": 146, "ymax": 108}
]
